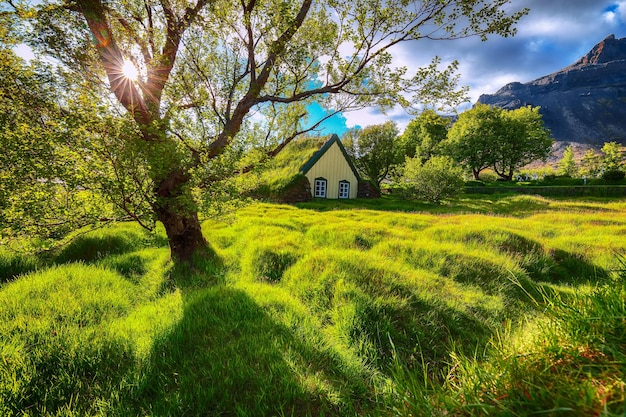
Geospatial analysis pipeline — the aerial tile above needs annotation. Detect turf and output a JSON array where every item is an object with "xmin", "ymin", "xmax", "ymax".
[{"xmin": 0, "ymin": 194, "xmax": 625, "ymax": 416}]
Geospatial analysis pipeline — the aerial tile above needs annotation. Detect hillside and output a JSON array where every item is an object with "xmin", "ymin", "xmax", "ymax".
[{"xmin": 478, "ymin": 35, "xmax": 626, "ymax": 146}]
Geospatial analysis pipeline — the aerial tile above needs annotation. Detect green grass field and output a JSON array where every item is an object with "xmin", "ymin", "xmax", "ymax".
[{"xmin": 1, "ymin": 194, "xmax": 625, "ymax": 416}]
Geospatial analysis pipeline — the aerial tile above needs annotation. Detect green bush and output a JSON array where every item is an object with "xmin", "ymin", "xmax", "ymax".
[
  {"xmin": 602, "ymin": 169, "xmax": 625, "ymax": 182},
  {"xmin": 399, "ymin": 156, "xmax": 464, "ymax": 204}
]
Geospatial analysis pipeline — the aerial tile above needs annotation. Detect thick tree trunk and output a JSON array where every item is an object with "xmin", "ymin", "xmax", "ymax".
[
  {"xmin": 154, "ymin": 168, "xmax": 209, "ymax": 263},
  {"xmin": 155, "ymin": 206, "xmax": 208, "ymax": 263}
]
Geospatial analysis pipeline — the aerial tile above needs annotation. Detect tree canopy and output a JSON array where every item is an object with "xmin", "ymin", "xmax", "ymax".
[
  {"xmin": 446, "ymin": 104, "xmax": 552, "ymax": 180},
  {"xmin": 400, "ymin": 109, "xmax": 452, "ymax": 162},
  {"xmin": 445, "ymin": 103, "xmax": 503, "ymax": 179},
  {"xmin": 1, "ymin": 0, "xmax": 528, "ymax": 262},
  {"xmin": 343, "ymin": 121, "xmax": 400, "ymax": 187}
]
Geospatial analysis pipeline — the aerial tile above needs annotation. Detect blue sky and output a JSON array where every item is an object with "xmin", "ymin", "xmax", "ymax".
[{"xmin": 317, "ymin": 0, "xmax": 626, "ymax": 136}]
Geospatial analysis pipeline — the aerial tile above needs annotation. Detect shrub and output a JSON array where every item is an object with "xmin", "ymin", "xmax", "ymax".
[
  {"xmin": 602, "ymin": 169, "xmax": 625, "ymax": 182},
  {"xmin": 399, "ymin": 156, "xmax": 464, "ymax": 204}
]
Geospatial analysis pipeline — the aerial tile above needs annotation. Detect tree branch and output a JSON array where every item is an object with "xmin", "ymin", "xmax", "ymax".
[
  {"xmin": 76, "ymin": 0, "xmax": 151, "ymax": 127},
  {"xmin": 208, "ymin": 0, "xmax": 312, "ymax": 159}
]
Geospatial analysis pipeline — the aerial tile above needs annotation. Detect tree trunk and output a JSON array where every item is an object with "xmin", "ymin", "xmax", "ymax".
[
  {"xmin": 156, "ymin": 206, "xmax": 208, "ymax": 263},
  {"xmin": 154, "ymin": 169, "xmax": 209, "ymax": 263}
]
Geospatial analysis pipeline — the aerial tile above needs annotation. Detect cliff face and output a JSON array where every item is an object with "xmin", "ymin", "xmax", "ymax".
[{"xmin": 477, "ymin": 35, "xmax": 626, "ymax": 146}]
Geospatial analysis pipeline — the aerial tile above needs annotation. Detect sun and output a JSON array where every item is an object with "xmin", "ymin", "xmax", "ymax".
[{"xmin": 121, "ymin": 60, "xmax": 139, "ymax": 81}]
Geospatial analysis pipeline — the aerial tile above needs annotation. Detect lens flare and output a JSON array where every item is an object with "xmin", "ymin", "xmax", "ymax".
[{"xmin": 121, "ymin": 60, "xmax": 138, "ymax": 81}]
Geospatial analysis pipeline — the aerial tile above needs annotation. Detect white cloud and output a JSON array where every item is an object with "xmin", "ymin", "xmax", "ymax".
[
  {"xmin": 604, "ymin": 11, "xmax": 617, "ymax": 24},
  {"xmin": 618, "ymin": 1, "xmax": 626, "ymax": 20},
  {"xmin": 13, "ymin": 44, "xmax": 35, "ymax": 61},
  {"xmin": 342, "ymin": 105, "xmax": 412, "ymax": 132}
]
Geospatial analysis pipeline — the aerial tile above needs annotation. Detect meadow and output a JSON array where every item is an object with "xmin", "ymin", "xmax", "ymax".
[{"xmin": 1, "ymin": 194, "xmax": 625, "ymax": 416}]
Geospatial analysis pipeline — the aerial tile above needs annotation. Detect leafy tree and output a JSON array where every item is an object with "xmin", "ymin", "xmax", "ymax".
[
  {"xmin": 400, "ymin": 109, "xmax": 451, "ymax": 162},
  {"xmin": 446, "ymin": 104, "xmax": 552, "ymax": 181},
  {"xmin": 601, "ymin": 142, "xmax": 624, "ymax": 172},
  {"xmin": 445, "ymin": 103, "xmax": 504, "ymax": 180},
  {"xmin": 491, "ymin": 106, "xmax": 552, "ymax": 181},
  {"xmin": 343, "ymin": 122, "xmax": 400, "ymax": 187},
  {"xmin": 0, "ymin": 36, "xmax": 116, "ymax": 244},
  {"xmin": 557, "ymin": 145, "xmax": 577, "ymax": 177},
  {"xmin": 3, "ymin": 0, "xmax": 527, "ymax": 263},
  {"xmin": 580, "ymin": 149, "xmax": 602, "ymax": 178},
  {"xmin": 399, "ymin": 155, "xmax": 463, "ymax": 204}
]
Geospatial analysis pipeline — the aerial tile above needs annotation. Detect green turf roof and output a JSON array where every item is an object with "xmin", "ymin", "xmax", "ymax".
[
  {"xmin": 256, "ymin": 134, "xmax": 361, "ymax": 195},
  {"xmin": 257, "ymin": 135, "xmax": 329, "ymax": 194}
]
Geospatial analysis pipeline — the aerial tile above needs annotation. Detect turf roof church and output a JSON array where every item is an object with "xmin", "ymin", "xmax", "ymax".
[{"xmin": 255, "ymin": 134, "xmax": 379, "ymax": 203}]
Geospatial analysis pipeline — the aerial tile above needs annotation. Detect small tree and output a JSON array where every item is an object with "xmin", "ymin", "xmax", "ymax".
[
  {"xmin": 601, "ymin": 142, "xmax": 624, "ymax": 172},
  {"xmin": 580, "ymin": 149, "xmax": 602, "ymax": 178},
  {"xmin": 399, "ymin": 155, "xmax": 464, "ymax": 204},
  {"xmin": 557, "ymin": 145, "xmax": 577, "ymax": 177}
]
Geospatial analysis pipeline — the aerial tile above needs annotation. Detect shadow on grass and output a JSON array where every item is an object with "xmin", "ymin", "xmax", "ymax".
[
  {"xmin": 524, "ymin": 247, "xmax": 611, "ymax": 286},
  {"xmin": 0, "ymin": 223, "xmax": 169, "ymax": 283},
  {"xmin": 351, "ymin": 288, "xmax": 495, "ymax": 373},
  {"xmin": 0, "ymin": 251, "xmax": 40, "ymax": 284},
  {"xmin": 122, "ymin": 287, "xmax": 366, "ymax": 416}
]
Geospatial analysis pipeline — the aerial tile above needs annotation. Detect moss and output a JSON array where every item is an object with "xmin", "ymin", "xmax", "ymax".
[{"xmin": 254, "ymin": 136, "xmax": 328, "ymax": 198}]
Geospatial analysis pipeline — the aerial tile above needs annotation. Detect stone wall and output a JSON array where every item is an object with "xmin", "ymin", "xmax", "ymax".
[
  {"xmin": 357, "ymin": 181, "xmax": 381, "ymax": 198},
  {"xmin": 279, "ymin": 176, "xmax": 312, "ymax": 203}
]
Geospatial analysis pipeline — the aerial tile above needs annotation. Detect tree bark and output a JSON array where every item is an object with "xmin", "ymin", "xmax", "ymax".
[
  {"xmin": 155, "ymin": 204, "xmax": 208, "ymax": 263},
  {"xmin": 154, "ymin": 169, "xmax": 209, "ymax": 263}
]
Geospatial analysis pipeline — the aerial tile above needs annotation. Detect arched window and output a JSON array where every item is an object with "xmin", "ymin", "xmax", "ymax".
[
  {"xmin": 314, "ymin": 177, "xmax": 327, "ymax": 198},
  {"xmin": 338, "ymin": 180, "xmax": 350, "ymax": 199}
]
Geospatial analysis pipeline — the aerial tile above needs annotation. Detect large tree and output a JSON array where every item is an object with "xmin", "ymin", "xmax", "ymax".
[
  {"xmin": 2, "ymin": 0, "xmax": 527, "ymax": 263},
  {"xmin": 400, "ymin": 109, "xmax": 451, "ymax": 162},
  {"xmin": 343, "ymin": 121, "xmax": 401, "ymax": 187},
  {"xmin": 446, "ymin": 104, "xmax": 552, "ymax": 180},
  {"xmin": 445, "ymin": 103, "xmax": 504, "ymax": 180},
  {"xmin": 491, "ymin": 106, "xmax": 552, "ymax": 180}
]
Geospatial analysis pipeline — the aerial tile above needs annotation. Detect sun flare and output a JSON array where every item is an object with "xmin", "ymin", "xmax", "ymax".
[{"xmin": 121, "ymin": 60, "xmax": 139, "ymax": 81}]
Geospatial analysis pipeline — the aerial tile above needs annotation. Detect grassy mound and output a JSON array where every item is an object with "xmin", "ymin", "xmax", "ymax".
[{"xmin": 0, "ymin": 195, "xmax": 625, "ymax": 415}]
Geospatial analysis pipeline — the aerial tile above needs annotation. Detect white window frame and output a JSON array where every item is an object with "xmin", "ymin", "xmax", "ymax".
[
  {"xmin": 314, "ymin": 177, "xmax": 327, "ymax": 198},
  {"xmin": 338, "ymin": 181, "xmax": 350, "ymax": 199}
]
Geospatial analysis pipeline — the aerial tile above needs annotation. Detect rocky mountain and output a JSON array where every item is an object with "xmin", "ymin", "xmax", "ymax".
[{"xmin": 478, "ymin": 35, "xmax": 626, "ymax": 146}]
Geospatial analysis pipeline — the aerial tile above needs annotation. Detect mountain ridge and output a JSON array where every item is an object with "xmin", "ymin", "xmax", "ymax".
[{"xmin": 477, "ymin": 35, "xmax": 626, "ymax": 146}]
